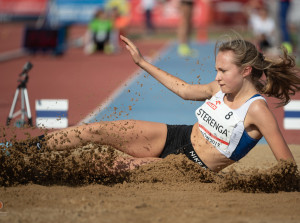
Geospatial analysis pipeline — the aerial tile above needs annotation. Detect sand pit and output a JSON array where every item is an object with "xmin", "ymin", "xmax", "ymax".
[{"xmin": 0, "ymin": 143, "xmax": 299, "ymax": 223}]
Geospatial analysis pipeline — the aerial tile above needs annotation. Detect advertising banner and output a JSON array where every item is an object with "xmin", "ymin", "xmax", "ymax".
[{"xmin": 47, "ymin": 0, "xmax": 107, "ymax": 25}]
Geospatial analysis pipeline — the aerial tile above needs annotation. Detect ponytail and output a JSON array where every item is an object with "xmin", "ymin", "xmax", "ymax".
[{"xmin": 261, "ymin": 48, "xmax": 300, "ymax": 106}]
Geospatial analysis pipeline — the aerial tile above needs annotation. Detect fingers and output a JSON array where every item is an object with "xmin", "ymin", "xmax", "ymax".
[
  {"xmin": 121, "ymin": 35, "xmax": 136, "ymax": 55},
  {"xmin": 120, "ymin": 35, "xmax": 131, "ymax": 51},
  {"xmin": 125, "ymin": 44, "xmax": 135, "ymax": 55},
  {"xmin": 120, "ymin": 35, "xmax": 129, "ymax": 43},
  {"xmin": 120, "ymin": 35, "xmax": 142, "ymax": 64},
  {"xmin": 120, "ymin": 35, "xmax": 136, "ymax": 49},
  {"xmin": 120, "ymin": 35, "xmax": 126, "ymax": 42}
]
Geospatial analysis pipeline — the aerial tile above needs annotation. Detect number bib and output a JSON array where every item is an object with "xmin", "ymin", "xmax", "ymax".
[{"xmin": 195, "ymin": 95, "xmax": 241, "ymax": 157}]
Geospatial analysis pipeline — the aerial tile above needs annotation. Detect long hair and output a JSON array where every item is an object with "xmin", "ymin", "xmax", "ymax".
[{"xmin": 215, "ymin": 35, "xmax": 300, "ymax": 106}]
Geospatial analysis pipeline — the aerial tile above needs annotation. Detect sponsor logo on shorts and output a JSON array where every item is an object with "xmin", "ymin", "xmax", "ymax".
[{"xmin": 189, "ymin": 151, "xmax": 206, "ymax": 169}]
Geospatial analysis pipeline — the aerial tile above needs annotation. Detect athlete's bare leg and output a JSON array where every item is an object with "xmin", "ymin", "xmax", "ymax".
[
  {"xmin": 178, "ymin": 1, "xmax": 193, "ymax": 45},
  {"xmin": 45, "ymin": 120, "xmax": 168, "ymax": 158}
]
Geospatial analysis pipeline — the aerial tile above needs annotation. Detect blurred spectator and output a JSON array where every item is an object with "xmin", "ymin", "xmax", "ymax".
[
  {"xmin": 109, "ymin": 7, "xmax": 130, "ymax": 53},
  {"xmin": 141, "ymin": 0, "xmax": 156, "ymax": 34},
  {"xmin": 105, "ymin": 0, "xmax": 130, "ymax": 16},
  {"xmin": 177, "ymin": 0, "xmax": 195, "ymax": 57},
  {"xmin": 279, "ymin": 0, "xmax": 293, "ymax": 53},
  {"xmin": 105, "ymin": 0, "xmax": 130, "ymax": 52},
  {"xmin": 84, "ymin": 9, "xmax": 113, "ymax": 55},
  {"xmin": 245, "ymin": 1, "xmax": 276, "ymax": 52}
]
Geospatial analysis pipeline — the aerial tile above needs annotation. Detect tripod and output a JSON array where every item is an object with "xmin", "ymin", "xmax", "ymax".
[{"xmin": 6, "ymin": 62, "xmax": 33, "ymax": 127}]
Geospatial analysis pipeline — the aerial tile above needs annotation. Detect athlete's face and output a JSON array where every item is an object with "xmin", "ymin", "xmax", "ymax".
[{"xmin": 215, "ymin": 50, "xmax": 244, "ymax": 94}]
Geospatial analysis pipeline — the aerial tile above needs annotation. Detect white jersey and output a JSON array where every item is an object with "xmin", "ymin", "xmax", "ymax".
[{"xmin": 195, "ymin": 91, "xmax": 266, "ymax": 159}]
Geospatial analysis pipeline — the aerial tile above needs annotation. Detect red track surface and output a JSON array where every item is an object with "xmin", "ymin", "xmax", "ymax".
[{"xmin": 0, "ymin": 23, "xmax": 167, "ymax": 140}]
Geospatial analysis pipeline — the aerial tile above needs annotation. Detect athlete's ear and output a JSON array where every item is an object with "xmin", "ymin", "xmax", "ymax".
[{"xmin": 242, "ymin": 66, "xmax": 252, "ymax": 78}]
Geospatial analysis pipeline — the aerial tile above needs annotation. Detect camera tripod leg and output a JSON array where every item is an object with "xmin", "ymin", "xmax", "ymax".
[
  {"xmin": 6, "ymin": 88, "xmax": 20, "ymax": 126},
  {"xmin": 23, "ymin": 88, "xmax": 32, "ymax": 126},
  {"xmin": 21, "ymin": 88, "xmax": 25, "ymax": 121},
  {"xmin": 7, "ymin": 61, "xmax": 34, "ymax": 127}
]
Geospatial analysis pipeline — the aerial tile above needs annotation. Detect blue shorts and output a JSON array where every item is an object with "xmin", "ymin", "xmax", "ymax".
[{"xmin": 159, "ymin": 125, "xmax": 208, "ymax": 169}]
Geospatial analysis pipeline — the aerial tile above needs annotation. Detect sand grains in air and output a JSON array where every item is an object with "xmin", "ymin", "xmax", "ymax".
[{"xmin": 1, "ymin": 143, "xmax": 299, "ymax": 193}]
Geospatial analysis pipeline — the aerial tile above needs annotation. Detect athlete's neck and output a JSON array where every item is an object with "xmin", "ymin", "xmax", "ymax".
[{"xmin": 224, "ymin": 84, "xmax": 258, "ymax": 109}]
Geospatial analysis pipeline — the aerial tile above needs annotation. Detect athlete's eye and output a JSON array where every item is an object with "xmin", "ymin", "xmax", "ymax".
[{"xmin": 216, "ymin": 68, "xmax": 226, "ymax": 73}]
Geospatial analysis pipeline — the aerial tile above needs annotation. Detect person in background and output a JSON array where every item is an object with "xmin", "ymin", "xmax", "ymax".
[
  {"xmin": 177, "ymin": 0, "xmax": 195, "ymax": 57},
  {"xmin": 84, "ymin": 9, "xmax": 113, "ymax": 55},
  {"xmin": 109, "ymin": 7, "xmax": 128, "ymax": 53},
  {"xmin": 279, "ymin": 0, "xmax": 293, "ymax": 53},
  {"xmin": 245, "ymin": 1, "xmax": 276, "ymax": 52},
  {"xmin": 141, "ymin": 0, "xmax": 156, "ymax": 35},
  {"xmin": 105, "ymin": 0, "xmax": 131, "ymax": 53}
]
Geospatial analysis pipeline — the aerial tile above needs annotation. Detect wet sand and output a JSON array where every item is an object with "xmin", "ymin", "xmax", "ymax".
[{"xmin": 0, "ymin": 144, "xmax": 299, "ymax": 223}]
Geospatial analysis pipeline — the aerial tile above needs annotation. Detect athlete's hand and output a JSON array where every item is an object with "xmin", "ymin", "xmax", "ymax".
[{"xmin": 120, "ymin": 35, "xmax": 144, "ymax": 66}]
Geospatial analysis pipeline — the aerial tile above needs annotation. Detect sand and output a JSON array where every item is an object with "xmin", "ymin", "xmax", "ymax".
[{"xmin": 0, "ymin": 143, "xmax": 299, "ymax": 223}]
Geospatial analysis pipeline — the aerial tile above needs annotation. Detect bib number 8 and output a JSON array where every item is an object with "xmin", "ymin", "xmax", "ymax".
[{"xmin": 225, "ymin": 112, "xmax": 233, "ymax": 120}]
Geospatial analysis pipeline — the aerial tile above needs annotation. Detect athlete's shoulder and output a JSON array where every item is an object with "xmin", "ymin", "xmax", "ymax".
[
  {"xmin": 209, "ymin": 81, "xmax": 221, "ymax": 96},
  {"xmin": 247, "ymin": 98, "xmax": 272, "ymax": 124},
  {"xmin": 248, "ymin": 97, "xmax": 268, "ymax": 112}
]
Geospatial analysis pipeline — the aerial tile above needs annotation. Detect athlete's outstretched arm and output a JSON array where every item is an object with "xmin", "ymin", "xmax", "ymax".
[
  {"xmin": 120, "ymin": 35, "xmax": 219, "ymax": 101},
  {"xmin": 250, "ymin": 101, "xmax": 295, "ymax": 162}
]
